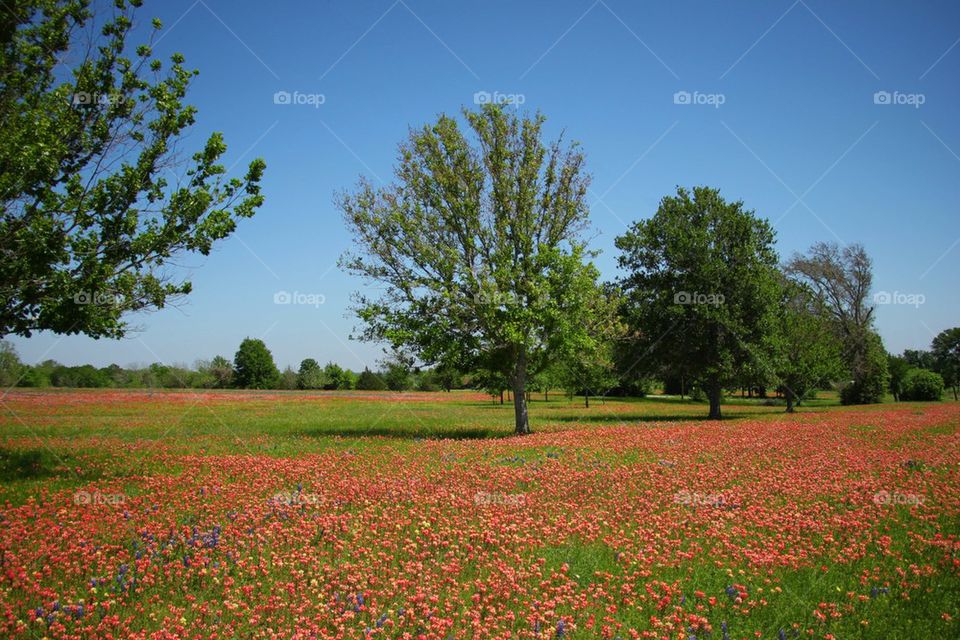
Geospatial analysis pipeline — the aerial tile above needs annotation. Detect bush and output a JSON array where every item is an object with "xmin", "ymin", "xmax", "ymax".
[{"xmin": 900, "ymin": 368, "xmax": 944, "ymax": 401}]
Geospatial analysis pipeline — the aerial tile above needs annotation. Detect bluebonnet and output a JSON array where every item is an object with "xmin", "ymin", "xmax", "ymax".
[
  {"xmin": 556, "ymin": 619, "xmax": 565, "ymax": 638},
  {"xmin": 721, "ymin": 621, "xmax": 730, "ymax": 640}
]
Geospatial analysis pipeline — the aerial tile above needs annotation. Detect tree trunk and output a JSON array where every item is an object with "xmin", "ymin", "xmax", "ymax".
[
  {"xmin": 544, "ymin": 390, "xmax": 548, "ymax": 402},
  {"xmin": 707, "ymin": 378, "xmax": 722, "ymax": 420},
  {"xmin": 584, "ymin": 392, "xmax": 590, "ymax": 408},
  {"xmin": 785, "ymin": 386, "xmax": 796, "ymax": 413},
  {"xmin": 512, "ymin": 353, "xmax": 530, "ymax": 435},
  {"xmin": 499, "ymin": 390, "xmax": 504, "ymax": 405}
]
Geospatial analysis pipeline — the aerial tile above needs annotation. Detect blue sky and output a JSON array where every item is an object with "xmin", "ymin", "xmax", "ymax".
[{"xmin": 10, "ymin": 0, "xmax": 960, "ymax": 370}]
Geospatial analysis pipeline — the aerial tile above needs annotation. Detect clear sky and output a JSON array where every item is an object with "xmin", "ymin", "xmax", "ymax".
[{"xmin": 9, "ymin": 0, "xmax": 960, "ymax": 371}]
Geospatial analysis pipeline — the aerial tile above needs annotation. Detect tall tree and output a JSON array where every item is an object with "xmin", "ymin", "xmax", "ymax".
[
  {"xmin": 338, "ymin": 105, "xmax": 601, "ymax": 434},
  {"xmin": 616, "ymin": 186, "xmax": 781, "ymax": 420},
  {"xmin": 785, "ymin": 243, "xmax": 887, "ymax": 404},
  {"xmin": 233, "ymin": 338, "xmax": 279, "ymax": 389},
  {"xmin": 931, "ymin": 327, "xmax": 960, "ymax": 401},
  {"xmin": 0, "ymin": 0, "xmax": 265, "ymax": 338}
]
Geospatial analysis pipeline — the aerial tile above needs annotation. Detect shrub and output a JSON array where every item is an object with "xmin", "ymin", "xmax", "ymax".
[{"xmin": 900, "ymin": 368, "xmax": 944, "ymax": 401}]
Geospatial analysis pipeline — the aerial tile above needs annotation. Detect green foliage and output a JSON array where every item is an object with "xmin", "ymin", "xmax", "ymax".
[
  {"xmin": 785, "ymin": 243, "xmax": 884, "ymax": 404},
  {"xmin": 382, "ymin": 360, "xmax": 411, "ymax": 392},
  {"xmin": 355, "ymin": 367, "xmax": 387, "ymax": 391},
  {"xmin": 931, "ymin": 327, "xmax": 960, "ymax": 400},
  {"xmin": 615, "ymin": 186, "xmax": 781, "ymax": 419},
  {"xmin": 773, "ymin": 280, "xmax": 844, "ymax": 411},
  {"xmin": 839, "ymin": 332, "xmax": 889, "ymax": 405},
  {"xmin": 0, "ymin": 0, "xmax": 265, "ymax": 339},
  {"xmin": 900, "ymin": 368, "xmax": 944, "ymax": 401},
  {"xmin": 338, "ymin": 105, "xmax": 601, "ymax": 434},
  {"xmin": 296, "ymin": 358, "xmax": 326, "ymax": 390},
  {"xmin": 277, "ymin": 366, "xmax": 298, "ymax": 390},
  {"xmin": 887, "ymin": 354, "xmax": 911, "ymax": 401},
  {"xmin": 0, "ymin": 340, "xmax": 23, "ymax": 387},
  {"xmin": 233, "ymin": 338, "xmax": 279, "ymax": 389},
  {"xmin": 323, "ymin": 362, "xmax": 351, "ymax": 390},
  {"xmin": 903, "ymin": 349, "xmax": 934, "ymax": 370}
]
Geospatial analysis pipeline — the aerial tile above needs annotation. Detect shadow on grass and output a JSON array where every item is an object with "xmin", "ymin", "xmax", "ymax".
[
  {"xmin": 549, "ymin": 411, "xmax": 760, "ymax": 423},
  {"xmin": 298, "ymin": 425, "xmax": 510, "ymax": 441},
  {"xmin": 0, "ymin": 448, "xmax": 59, "ymax": 481}
]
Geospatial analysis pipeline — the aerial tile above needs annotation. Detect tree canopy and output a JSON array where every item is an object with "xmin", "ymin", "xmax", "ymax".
[
  {"xmin": 338, "ymin": 105, "xmax": 612, "ymax": 434},
  {"xmin": 615, "ymin": 186, "xmax": 781, "ymax": 419},
  {"xmin": 0, "ymin": 0, "xmax": 266, "ymax": 339}
]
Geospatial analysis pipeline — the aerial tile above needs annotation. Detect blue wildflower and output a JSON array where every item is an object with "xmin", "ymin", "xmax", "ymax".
[{"xmin": 556, "ymin": 619, "xmax": 566, "ymax": 638}]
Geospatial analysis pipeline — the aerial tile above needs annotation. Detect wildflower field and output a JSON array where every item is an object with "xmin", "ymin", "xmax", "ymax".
[{"xmin": 0, "ymin": 390, "xmax": 958, "ymax": 639}]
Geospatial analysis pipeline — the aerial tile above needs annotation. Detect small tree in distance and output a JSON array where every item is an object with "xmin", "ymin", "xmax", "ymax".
[
  {"xmin": 233, "ymin": 338, "xmax": 279, "ymax": 389},
  {"xmin": 356, "ymin": 368, "xmax": 388, "ymax": 391}
]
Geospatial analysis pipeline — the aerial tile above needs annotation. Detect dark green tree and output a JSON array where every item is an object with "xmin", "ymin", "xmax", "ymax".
[
  {"xmin": 355, "ymin": 367, "xmax": 387, "ymax": 391},
  {"xmin": 0, "ymin": 0, "xmax": 265, "ymax": 339},
  {"xmin": 903, "ymin": 349, "xmax": 935, "ymax": 370},
  {"xmin": 233, "ymin": 338, "xmax": 279, "ymax": 389},
  {"xmin": 616, "ymin": 186, "xmax": 781, "ymax": 420},
  {"xmin": 339, "ymin": 105, "xmax": 601, "ymax": 434},
  {"xmin": 323, "ymin": 362, "xmax": 349, "ymax": 390},
  {"xmin": 887, "ymin": 354, "xmax": 910, "ymax": 402},
  {"xmin": 931, "ymin": 327, "xmax": 960, "ymax": 400}
]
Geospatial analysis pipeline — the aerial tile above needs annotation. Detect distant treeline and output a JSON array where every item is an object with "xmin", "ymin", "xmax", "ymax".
[{"xmin": 0, "ymin": 338, "xmax": 460, "ymax": 392}]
